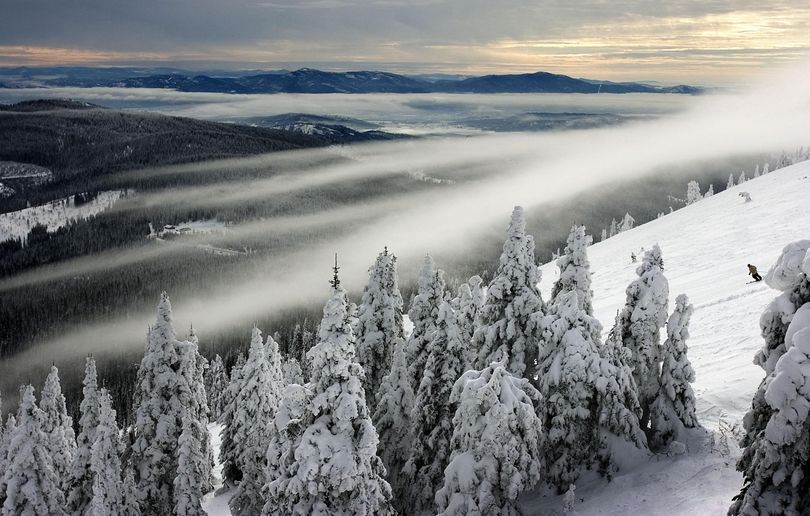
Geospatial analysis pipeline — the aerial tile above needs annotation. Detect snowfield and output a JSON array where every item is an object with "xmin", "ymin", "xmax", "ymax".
[
  {"xmin": 204, "ymin": 161, "xmax": 810, "ymax": 515},
  {"xmin": 0, "ymin": 189, "xmax": 127, "ymax": 243},
  {"xmin": 526, "ymin": 160, "xmax": 810, "ymax": 514}
]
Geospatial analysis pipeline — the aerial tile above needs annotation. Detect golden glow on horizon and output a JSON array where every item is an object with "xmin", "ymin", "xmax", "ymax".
[{"xmin": 2, "ymin": 8, "xmax": 809, "ymax": 85}]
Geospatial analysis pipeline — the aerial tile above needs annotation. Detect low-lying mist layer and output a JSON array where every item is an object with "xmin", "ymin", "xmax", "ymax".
[{"xmin": 2, "ymin": 63, "xmax": 809, "ymax": 396}]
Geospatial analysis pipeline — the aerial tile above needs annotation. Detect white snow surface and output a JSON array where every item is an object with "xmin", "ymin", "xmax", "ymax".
[
  {"xmin": 203, "ymin": 161, "xmax": 810, "ymax": 515},
  {"xmin": 525, "ymin": 160, "xmax": 810, "ymax": 514},
  {"xmin": 0, "ymin": 190, "xmax": 127, "ymax": 243}
]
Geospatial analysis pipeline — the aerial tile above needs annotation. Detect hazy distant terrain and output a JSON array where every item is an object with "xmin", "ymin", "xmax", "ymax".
[{"xmin": 0, "ymin": 66, "xmax": 703, "ymax": 94}]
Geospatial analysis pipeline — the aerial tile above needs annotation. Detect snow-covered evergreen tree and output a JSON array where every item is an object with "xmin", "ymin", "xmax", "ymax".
[
  {"xmin": 763, "ymin": 162, "xmax": 770, "ymax": 174},
  {"xmin": 66, "ymin": 356, "xmax": 101, "ymax": 514},
  {"xmin": 455, "ymin": 275, "xmax": 485, "ymax": 367},
  {"xmin": 650, "ymin": 294, "xmax": 698, "ymax": 449},
  {"xmin": 39, "ymin": 365, "xmax": 76, "ymax": 491},
  {"xmin": 356, "ymin": 248, "xmax": 405, "ymax": 408},
  {"xmin": 435, "ymin": 359, "xmax": 542, "ymax": 516},
  {"xmin": 727, "ymin": 173, "xmax": 735, "ymax": 189},
  {"xmin": 0, "ymin": 414, "xmax": 16, "ymax": 507},
  {"xmin": 229, "ymin": 327, "xmax": 283, "ymax": 516},
  {"xmin": 732, "ymin": 303, "xmax": 810, "ymax": 514},
  {"xmin": 535, "ymin": 291, "xmax": 603, "ymax": 491},
  {"xmin": 266, "ymin": 273, "xmax": 393, "ymax": 515},
  {"xmin": 686, "ymin": 180, "xmax": 702, "ymax": 204},
  {"xmin": 130, "ymin": 293, "xmax": 205, "ymax": 514},
  {"xmin": 282, "ymin": 357, "xmax": 304, "ymax": 385},
  {"xmin": 601, "ymin": 228, "xmax": 608, "ymax": 241},
  {"xmin": 263, "ymin": 382, "xmax": 312, "ymax": 511},
  {"xmin": 88, "ymin": 389, "xmax": 125, "ymax": 515},
  {"xmin": 403, "ymin": 301, "xmax": 468, "ymax": 512},
  {"xmin": 753, "ymin": 164, "xmax": 761, "ymax": 178},
  {"xmin": 731, "ymin": 241, "xmax": 810, "ymax": 515},
  {"xmin": 609, "ymin": 218, "xmax": 617, "ymax": 238},
  {"xmin": 618, "ymin": 212, "xmax": 635, "ymax": 233},
  {"xmin": 174, "ymin": 415, "xmax": 207, "ymax": 516},
  {"xmin": 1, "ymin": 385, "xmax": 66, "ymax": 516},
  {"xmin": 705, "ymin": 184, "xmax": 715, "ymax": 197},
  {"xmin": 738, "ymin": 170, "xmax": 747, "ymax": 184},
  {"xmin": 372, "ymin": 340, "xmax": 414, "ymax": 503},
  {"xmin": 205, "ymin": 354, "xmax": 228, "ymax": 421},
  {"xmin": 551, "ymin": 225, "xmax": 594, "ymax": 315},
  {"xmin": 596, "ymin": 313, "xmax": 648, "ymax": 475},
  {"xmin": 219, "ymin": 351, "xmax": 245, "ymax": 484},
  {"xmin": 183, "ymin": 329, "xmax": 214, "ymax": 494},
  {"xmin": 121, "ymin": 468, "xmax": 140, "ymax": 516},
  {"xmin": 406, "ymin": 254, "xmax": 446, "ymax": 389},
  {"xmin": 618, "ymin": 244, "xmax": 670, "ymax": 432},
  {"xmin": 474, "ymin": 206, "xmax": 544, "ymax": 378}
]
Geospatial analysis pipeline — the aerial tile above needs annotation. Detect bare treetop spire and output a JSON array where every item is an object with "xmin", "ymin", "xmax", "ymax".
[{"xmin": 330, "ymin": 253, "xmax": 341, "ymax": 289}]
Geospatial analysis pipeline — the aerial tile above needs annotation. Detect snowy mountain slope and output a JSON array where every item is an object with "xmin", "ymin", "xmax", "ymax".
[
  {"xmin": 527, "ymin": 160, "xmax": 810, "ymax": 514},
  {"xmin": 203, "ymin": 161, "xmax": 810, "ymax": 516}
]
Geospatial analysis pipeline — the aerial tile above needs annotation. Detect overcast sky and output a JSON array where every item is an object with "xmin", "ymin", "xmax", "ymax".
[{"xmin": 2, "ymin": 0, "xmax": 809, "ymax": 85}]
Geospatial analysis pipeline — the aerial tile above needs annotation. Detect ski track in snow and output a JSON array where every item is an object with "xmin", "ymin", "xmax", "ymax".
[{"xmin": 205, "ymin": 161, "xmax": 810, "ymax": 515}]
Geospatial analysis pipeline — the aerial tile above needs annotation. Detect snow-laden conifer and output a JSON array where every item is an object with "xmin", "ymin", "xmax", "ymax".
[
  {"xmin": 205, "ymin": 354, "xmax": 229, "ymax": 421},
  {"xmin": 609, "ymin": 218, "xmax": 617, "ymax": 238},
  {"xmin": 474, "ymin": 206, "xmax": 544, "ymax": 378},
  {"xmin": 356, "ymin": 248, "xmax": 405, "ymax": 408},
  {"xmin": 435, "ymin": 360, "xmax": 542, "ymax": 516},
  {"xmin": 596, "ymin": 314, "xmax": 648, "ymax": 474},
  {"xmin": 535, "ymin": 291, "xmax": 602, "ymax": 491},
  {"xmin": 121, "ymin": 468, "xmax": 140, "ymax": 516},
  {"xmin": 39, "ymin": 365, "xmax": 76, "ymax": 490},
  {"xmin": 130, "ymin": 292, "xmax": 204, "ymax": 514},
  {"xmin": 0, "ymin": 414, "xmax": 16, "ymax": 507},
  {"xmin": 618, "ymin": 212, "xmax": 635, "ymax": 233},
  {"xmin": 282, "ymin": 357, "xmax": 304, "ymax": 385},
  {"xmin": 454, "ymin": 275, "xmax": 485, "ymax": 367},
  {"xmin": 727, "ymin": 173, "xmax": 735, "ymax": 189},
  {"xmin": 738, "ymin": 170, "xmax": 747, "ymax": 184},
  {"xmin": 229, "ymin": 327, "xmax": 282, "ymax": 516},
  {"xmin": 406, "ymin": 254, "xmax": 446, "ymax": 389},
  {"xmin": 266, "ymin": 275, "xmax": 393, "ymax": 515},
  {"xmin": 403, "ymin": 301, "xmax": 468, "ymax": 512},
  {"xmin": 650, "ymin": 294, "xmax": 699, "ymax": 449},
  {"xmin": 705, "ymin": 184, "xmax": 715, "ymax": 197},
  {"xmin": 183, "ymin": 328, "xmax": 213, "ymax": 494},
  {"xmin": 731, "ymin": 301, "xmax": 810, "ymax": 515},
  {"xmin": 174, "ymin": 415, "xmax": 207, "ymax": 516},
  {"xmin": 601, "ymin": 228, "xmax": 608, "ymax": 242},
  {"xmin": 66, "ymin": 356, "xmax": 101, "ymax": 514},
  {"xmin": 372, "ymin": 340, "xmax": 414, "ymax": 502},
  {"xmin": 686, "ymin": 180, "xmax": 702, "ymax": 204},
  {"xmin": 731, "ymin": 241, "xmax": 810, "ymax": 515},
  {"xmin": 551, "ymin": 225, "xmax": 594, "ymax": 315},
  {"xmin": 1, "ymin": 385, "xmax": 66, "ymax": 516},
  {"xmin": 219, "ymin": 351, "xmax": 245, "ymax": 483},
  {"xmin": 88, "ymin": 389, "xmax": 125, "ymax": 515},
  {"xmin": 263, "ymin": 383, "xmax": 312, "ymax": 511},
  {"xmin": 618, "ymin": 244, "xmax": 670, "ymax": 431}
]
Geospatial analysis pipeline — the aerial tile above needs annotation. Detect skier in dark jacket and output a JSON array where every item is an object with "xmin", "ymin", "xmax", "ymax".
[{"xmin": 748, "ymin": 264, "xmax": 762, "ymax": 282}]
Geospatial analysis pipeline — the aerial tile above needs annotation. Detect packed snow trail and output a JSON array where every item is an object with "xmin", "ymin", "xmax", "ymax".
[{"xmin": 527, "ymin": 160, "xmax": 810, "ymax": 514}]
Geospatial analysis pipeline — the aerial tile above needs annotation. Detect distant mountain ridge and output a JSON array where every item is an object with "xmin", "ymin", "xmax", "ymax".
[{"xmin": 0, "ymin": 67, "xmax": 702, "ymax": 94}]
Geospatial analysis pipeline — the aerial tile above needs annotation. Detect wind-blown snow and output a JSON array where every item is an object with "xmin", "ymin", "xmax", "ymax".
[{"xmin": 526, "ymin": 160, "xmax": 810, "ymax": 514}]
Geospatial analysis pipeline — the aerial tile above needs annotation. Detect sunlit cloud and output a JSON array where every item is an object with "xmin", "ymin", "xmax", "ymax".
[{"xmin": 1, "ymin": 2, "xmax": 809, "ymax": 84}]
